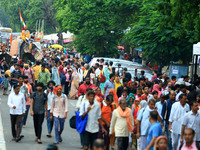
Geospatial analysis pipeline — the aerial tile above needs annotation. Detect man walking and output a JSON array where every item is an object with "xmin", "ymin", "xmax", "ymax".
[
  {"xmin": 80, "ymin": 90, "xmax": 106, "ymax": 150},
  {"xmin": 169, "ymin": 94, "xmax": 190, "ymax": 150},
  {"xmin": 145, "ymin": 111, "xmax": 162, "ymax": 150},
  {"xmin": 38, "ymin": 64, "xmax": 50, "ymax": 89},
  {"xmin": 33, "ymin": 61, "xmax": 41, "ymax": 85},
  {"xmin": 181, "ymin": 101, "xmax": 200, "ymax": 143},
  {"xmin": 161, "ymin": 90, "xmax": 176, "ymax": 150},
  {"xmin": 30, "ymin": 82, "xmax": 48, "ymax": 144},
  {"xmin": 11, "ymin": 64, "xmax": 21, "ymax": 87},
  {"xmin": 109, "ymin": 98, "xmax": 134, "ymax": 150},
  {"xmin": 137, "ymin": 99, "xmax": 156, "ymax": 150},
  {"xmin": 45, "ymin": 81, "xmax": 55, "ymax": 138},
  {"xmin": 7, "ymin": 84, "xmax": 26, "ymax": 142},
  {"xmin": 50, "ymin": 85, "xmax": 68, "ymax": 144},
  {"xmin": 103, "ymin": 74, "xmax": 115, "ymax": 97}
]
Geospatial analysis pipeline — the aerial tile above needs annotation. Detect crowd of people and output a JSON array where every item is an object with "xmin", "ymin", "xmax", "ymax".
[{"xmin": 1, "ymin": 49, "xmax": 200, "ymax": 150}]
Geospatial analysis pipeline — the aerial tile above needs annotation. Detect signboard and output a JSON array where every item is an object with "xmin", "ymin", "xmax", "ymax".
[
  {"xmin": 172, "ymin": 69, "xmax": 178, "ymax": 74},
  {"xmin": 193, "ymin": 42, "xmax": 200, "ymax": 55}
]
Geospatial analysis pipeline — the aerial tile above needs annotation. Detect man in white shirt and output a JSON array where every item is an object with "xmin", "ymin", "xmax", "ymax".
[
  {"xmin": 169, "ymin": 94, "xmax": 190, "ymax": 150},
  {"xmin": 176, "ymin": 85, "xmax": 186, "ymax": 101},
  {"xmin": 45, "ymin": 81, "xmax": 55, "ymax": 138},
  {"xmin": 181, "ymin": 101, "xmax": 200, "ymax": 143},
  {"xmin": 79, "ymin": 90, "xmax": 106, "ymax": 150},
  {"xmin": 7, "ymin": 84, "xmax": 26, "ymax": 142},
  {"xmin": 10, "ymin": 62, "xmax": 15, "ymax": 73}
]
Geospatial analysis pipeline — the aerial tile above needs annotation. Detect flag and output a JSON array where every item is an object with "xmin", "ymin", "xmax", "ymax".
[
  {"xmin": 10, "ymin": 29, "xmax": 13, "ymax": 44},
  {"xmin": 19, "ymin": 9, "xmax": 26, "ymax": 30}
]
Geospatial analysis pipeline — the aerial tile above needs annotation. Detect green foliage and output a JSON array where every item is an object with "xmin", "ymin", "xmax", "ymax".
[
  {"xmin": 0, "ymin": 0, "xmax": 57, "ymax": 33},
  {"xmin": 123, "ymin": 0, "xmax": 193, "ymax": 65},
  {"xmin": 56, "ymin": 0, "xmax": 137, "ymax": 56},
  {"xmin": 0, "ymin": 8, "xmax": 10, "ymax": 27}
]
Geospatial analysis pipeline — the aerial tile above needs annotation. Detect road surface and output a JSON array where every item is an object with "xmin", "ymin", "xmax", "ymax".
[{"xmin": 0, "ymin": 93, "xmax": 81, "ymax": 150}]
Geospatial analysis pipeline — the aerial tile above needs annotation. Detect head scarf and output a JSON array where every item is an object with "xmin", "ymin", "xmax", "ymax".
[
  {"xmin": 132, "ymin": 98, "xmax": 141, "ymax": 123},
  {"xmin": 141, "ymin": 94, "xmax": 147, "ymax": 100},
  {"xmin": 155, "ymin": 136, "xmax": 168, "ymax": 149},
  {"xmin": 115, "ymin": 77, "xmax": 122, "ymax": 92},
  {"xmin": 127, "ymin": 93, "xmax": 135, "ymax": 108},
  {"xmin": 95, "ymin": 87, "xmax": 104, "ymax": 103},
  {"xmin": 109, "ymin": 88, "xmax": 119, "ymax": 107},
  {"xmin": 128, "ymin": 81, "xmax": 133, "ymax": 86},
  {"xmin": 153, "ymin": 84, "xmax": 162, "ymax": 98},
  {"xmin": 53, "ymin": 85, "xmax": 62, "ymax": 96},
  {"xmin": 140, "ymin": 100, "xmax": 148, "ymax": 109},
  {"xmin": 115, "ymin": 77, "xmax": 121, "ymax": 83}
]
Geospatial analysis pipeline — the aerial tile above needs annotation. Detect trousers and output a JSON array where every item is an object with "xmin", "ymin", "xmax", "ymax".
[
  {"xmin": 117, "ymin": 137, "xmax": 129, "ymax": 150},
  {"xmin": 54, "ymin": 117, "xmax": 65, "ymax": 141},
  {"xmin": 98, "ymin": 125, "xmax": 110, "ymax": 150},
  {"xmin": 47, "ymin": 110, "xmax": 54, "ymax": 134},
  {"xmin": 22, "ymin": 105, "xmax": 30, "ymax": 125},
  {"xmin": 172, "ymin": 133, "xmax": 181, "ymax": 150},
  {"xmin": 140, "ymin": 135, "xmax": 147, "ymax": 150},
  {"xmin": 10, "ymin": 114, "xmax": 22, "ymax": 138},
  {"xmin": 33, "ymin": 114, "xmax": 44, "ymax": 139}
]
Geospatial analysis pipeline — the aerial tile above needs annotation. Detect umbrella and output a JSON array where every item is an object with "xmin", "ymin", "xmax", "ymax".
[
  {"xmin": 48, "ymin": 44, "xmax": 63, "ymax": 50},
  {"xmin": 117, "ymin": 46, "xmax": 124, "ymax": 50}
]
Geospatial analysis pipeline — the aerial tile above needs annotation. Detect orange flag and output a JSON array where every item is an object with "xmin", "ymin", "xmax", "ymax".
[{"xmin": 10, "ymin": 29, "xmax": 13, "ymax": 44}]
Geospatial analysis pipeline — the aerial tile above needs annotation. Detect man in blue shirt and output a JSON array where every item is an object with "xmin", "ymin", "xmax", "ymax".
[
  {"xmin": 161, "ymin": 90, "xmax": 176, "ymax": 150},
  {"xmin": 103, "ymin": 74, "xmax": 115, "ymax": 97},
  {"xmin": 146, "ymin": 111, "xmax": 162, "ymax": 150}
]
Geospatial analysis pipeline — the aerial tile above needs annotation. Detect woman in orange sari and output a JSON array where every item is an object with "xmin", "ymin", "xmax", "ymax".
[
  {"xmin": 108, "ymin": 88, "xmax": 119, "ymax": 107},
  {"xmin": 95, "ymin": 87, "xmax": 104, "ymax": 103}
]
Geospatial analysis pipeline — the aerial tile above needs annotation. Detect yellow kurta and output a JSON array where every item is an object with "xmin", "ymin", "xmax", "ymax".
[{"xmin": 21, "ymin": 30, "xmax": 30, "ymax": 40}]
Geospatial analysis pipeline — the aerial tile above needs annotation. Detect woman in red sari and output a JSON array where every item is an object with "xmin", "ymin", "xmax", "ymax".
[{"xmin": 95, "ymin": 87, "xmax": 104, "ymax": 102}]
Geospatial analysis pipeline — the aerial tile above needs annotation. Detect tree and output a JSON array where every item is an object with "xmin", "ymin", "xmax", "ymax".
[
  {"xmin": 123, "ymin": 0, "xmax": 193, "ymax": 65},
  {"xmin": 170, "ymin": 0, "xmax": 200, "ymax": 43},
  {"xmin": 0, "ymin": 8, "xmax": 10, "ymax": 27},
  {"xmin": 56, "ymin": 0, "xmax": 136, "ymax": 56},
  {"xmin": 0, "ymin": 0, "xmax": 57, "ymax": 33}
]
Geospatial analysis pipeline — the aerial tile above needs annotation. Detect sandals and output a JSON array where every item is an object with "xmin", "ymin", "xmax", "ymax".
[
  {"xmin": 37, "ymin": 139, "xmax": 42, "ymax": 144},
  {"xmin": 54, "ymin": 141, "xmax": 59, "ymax": 144},
  {"xmin": 46, "ymin": 134, "xmax": 52, "ymax": 138}
]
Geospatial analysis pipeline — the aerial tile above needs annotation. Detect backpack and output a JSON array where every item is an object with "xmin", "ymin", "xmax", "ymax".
[
  {"xmin": 179, "ymin": 141, "xmax": 200, "ymax": 150},
  {"xmin": 60, "ymin": 71, "xmax": 66, "ymax": 85},
  {"xmin": 53, "ymin": 93, "xmax": 66, "ymax": 107}
]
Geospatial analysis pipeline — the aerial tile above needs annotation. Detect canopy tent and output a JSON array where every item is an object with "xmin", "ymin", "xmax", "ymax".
[{"xmin": 43, "ymin": 32, "xmax": 74, "ymax": 41}]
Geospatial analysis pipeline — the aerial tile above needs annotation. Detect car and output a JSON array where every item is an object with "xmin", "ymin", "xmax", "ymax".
[{"xmin": 90, "ymin": 57, "xmax": 153, "ymax": 80}]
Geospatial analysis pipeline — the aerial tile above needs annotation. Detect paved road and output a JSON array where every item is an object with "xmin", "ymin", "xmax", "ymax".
[{"xmin": 0, "ymin": 93, "xmax": 81, "ymax": 150}]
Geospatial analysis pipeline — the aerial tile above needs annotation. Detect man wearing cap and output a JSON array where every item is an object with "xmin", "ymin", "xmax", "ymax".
[{"xmin": 30, "ymin": 82, "xmax": 48, "ymax": 144}]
